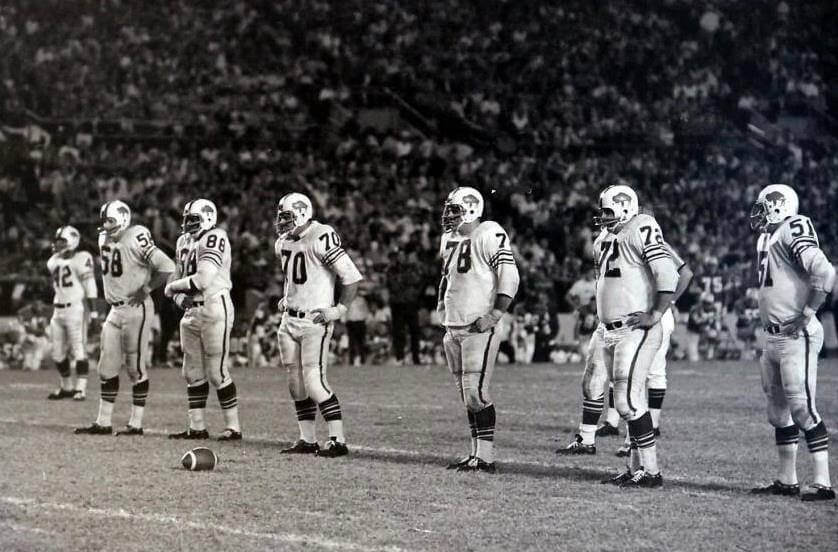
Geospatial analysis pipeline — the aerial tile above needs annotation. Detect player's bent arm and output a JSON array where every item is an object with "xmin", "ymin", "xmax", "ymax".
[
  {"xmin": 672, "ymin": 263, "xmax": 694, "ymax": 305},
  {"xmin": 496, "ymin": 260, "xmax": 520, "ymax": 300},
  {"xmin": 166, "ymin": 259, "xmax": 219, "ymax": 295}
]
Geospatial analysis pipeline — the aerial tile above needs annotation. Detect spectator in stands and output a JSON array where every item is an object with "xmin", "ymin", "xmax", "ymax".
[
  {"xmin": 574, "ymin": 296, "xmax": 599, "ymax": 359},
  {"xmin": 686, "ymin": 292, "xmax": 724, "ymax": 361},
  {"xmin": 565, "ymin": 266, "xmax": 596, "ymax": 311}
]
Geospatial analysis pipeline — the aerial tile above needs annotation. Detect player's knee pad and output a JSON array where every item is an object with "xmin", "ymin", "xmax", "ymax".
[
  {"xmin": 303, "ymin": 369, "xmax": 332, "ymax": 404},
  {"xmin": 462, "ymin": 386, "xmax": 489, "ymax": 413},
  {"xmin": 765, "ymin": 400, "xmax": 793, "ymax": 429},
  {"xmin": 788, "ymin": 398, "xmax": 817, "ymax": 430}
]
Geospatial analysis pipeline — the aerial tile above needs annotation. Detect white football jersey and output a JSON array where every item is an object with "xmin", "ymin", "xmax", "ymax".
[
  {"xmin": 175, "ymin": 228, "xmax": 232, "ymax": 299},
  {"xmin": 757, "ymin": 215, "xmax": 824, "ymax": 325},
  {"xmin": 47, "ymin": 251, "xmax": 96, "ymax": 304},
  {"xmin": 440, "ymin": 220, "xmax": 516, "ymax": 326},
  {"xmin": 594, "ymin": 214, "xmax": 677, "ymax": 323},
  {"xmin": 98, "ymin": 225, "xmax": 168, "ymax": 304},
  {"xmin": 274, "ymin": 221, "xmax": 363, "ymax": 311}
]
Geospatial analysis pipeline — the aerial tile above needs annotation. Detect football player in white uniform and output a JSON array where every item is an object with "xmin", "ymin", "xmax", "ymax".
[
  {"xmin": 75, "ymin": 200, "xmax": 175, "ymax": 436},
  {"xmin": 46, "ymin": 225, "xmax": 98, "ymax": 401},
  {"xmin": 440, "ymin": 187, "xmax": 519, "ymax": 474},
  {"xmin": 749, "ymin": 184, "xmax": 835, "ymax": 501},
  {"xmin": 274, "ymin": 192, "xmax": 363, "ymax": 457},
  {"xmin": 572, "ymin": 185, "xmax": 679, "ymax": 488},
  {"xmin": 560, "ymin": 234, "xmax": 692, "ymax": 457},
  {"xmin": 164, "ymin": 199, "xmax": 242, "ymax": 441}
]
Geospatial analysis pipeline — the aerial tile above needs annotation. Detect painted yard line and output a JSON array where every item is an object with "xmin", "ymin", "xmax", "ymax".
[
  {"xmin": 0, "ymin": 520, "xmax": 57, "ymax": 536},
  {"xmin": 1, "ymin": 496, "xmax": 404, "ymax": 552},
  {"xmin": 0, "ymin": 417, "xmax": 751, "ymax": 493}
]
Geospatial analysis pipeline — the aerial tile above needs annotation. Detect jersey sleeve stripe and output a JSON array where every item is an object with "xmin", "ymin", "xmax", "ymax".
[
  {"xmin": 199, "ymin": 250, "xmax": 223, "ymax": 262},
  {"xmin": 645, "ymin": 252, "xmax": 671, "ymax": 262},
  {"xmin": 323, "ymin": 247, "xmax": 346, "ymax": 262},
  {"xmin": 325, "ymin": 250, "xmax": 347, "ymax": 266},
  {"xmin": 490, "ymin": 249, "xmax": 514, "ymax": 263},
  {"xmin": 791, "ymin": 237, "xmax": 818, "ymax": 249},
  {"xmin": 199, "ymin": 255, "xmax": 223, "ymax": 267},
  {"xmin": 140, "ymin": 246, "xmax": 158, "ymax": 261}
]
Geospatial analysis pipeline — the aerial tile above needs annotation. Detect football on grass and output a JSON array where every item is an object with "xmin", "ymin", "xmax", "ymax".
[{"xmin": 181, "ymin": 447, "xmax": 218, "ymax": 471}]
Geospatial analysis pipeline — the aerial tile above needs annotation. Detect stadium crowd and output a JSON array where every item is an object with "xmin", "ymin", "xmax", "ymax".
[{"xmin": 1, "ymin": 0, "xmax": 836, "ymax": 368}]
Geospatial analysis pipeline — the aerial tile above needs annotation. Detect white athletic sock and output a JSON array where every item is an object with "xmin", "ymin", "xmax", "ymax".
[
  {"xmin": 61, "ymin": 376, "xmax": 73, "ymax": 391},
  {"xmin": 96, "ymin": 400, "xmax": 114, "ymax": 427},
  {"xmin": 580, "ymin": 424, "xmax": 597, "ymax": 445},
  {"xmin": 623, "ymin": 432, "xmax": 631, "ymax": 447},
  {"xmin": 327, "ymin": 419, "xmax": 345, "ymax": 443},
  {"xmin": 629, "ymin": 445, "xmax": 641, "ymax": 472},
  {"xmin": 650, "ymin": 409, "xmax": 661, "ymax": 429},
  {"xmin": 777, "ymin": 443, "xmax": 798, "ymax": 485},
  {"xmin": 188, "ymin": 408, "xmax": 206, "ymax": 431},
  {"xmin": 128, "ymin": 404, "xmax": 145, "ymax": 428},
  {"xmin": 222, "ymin": 406, "xmax": 241, "ymax": 433},
  {"xmin": 470, "ymin": 436, "xmax": 478, "ymax": 457},
  {"xmin": 811, "ymin": 450, "xmax": 830, "ymax": 488},
  {"xmin": 476, "ymin": 439, "xmax": 494, "ymax": 464},
  {"xmin": 605, "ymin": 407, "xmax": 620, "ymax": 427},
  {"xmin": 75, "ymin": 377, "xmax": 88, "ymax": 393},
  {"xmin": 639, "ymin": 444, "xmax": 660, "ymax": 475},
  {"xmin": 299, "ymin": 420, "xmax": 316, "ymax": 443}
]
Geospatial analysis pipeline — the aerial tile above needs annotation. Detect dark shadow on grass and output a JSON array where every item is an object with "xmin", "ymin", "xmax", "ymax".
[{"xmin": 21, "ymin": 421, "xmax": 747, "ymax": 495}]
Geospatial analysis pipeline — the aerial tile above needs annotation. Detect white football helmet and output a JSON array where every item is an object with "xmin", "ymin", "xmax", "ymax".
[
  {"xmin": 52, "ymin": 225, "xmax": 80, "ymax": 255},
  {"xmin": 442, "ymin": 186, "xmax": 484, "ymax": 232},
  {"xmin": 182, "ymin": 198, "xmax": 218, "ymax": 235},
  {"xmin": 275, "ymin": 192, "xmax": 313, "ymax": 237},
  {"xmin": 594, "ymin": 185, "xmax": 639, "ymax": 229},
  {"xmin": 750, "ymin": 184, "xmax": 798, "ymax": 231},
  {"xmin": 99, "ymin": 200, "xmax": 131, "ymax": 237}
]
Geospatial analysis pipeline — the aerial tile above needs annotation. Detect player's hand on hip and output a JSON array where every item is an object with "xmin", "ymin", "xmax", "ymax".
[
  {"xmin": 277, "ymin": 297, "xmax": 287, "ymax": 314},
  {"xmin": 174, "ymin": 294, "xmax": 193, "ymax": 310},
  {"xmin": 469, "ymin": 309, "xmax": 504, "ymax": 333},
  {"xmin": 782, "ymin": 313, "xmax": 810, "ymax": 338},
  {"xmin": 312, "ymin": 304, "xmax": 347, "ymax": 324},
  {"xmin": 626, "ymin": 310, "xmax": 661, "ymax": 330},
  {"xmin": 128, "ymin": 287, "xmax": 150, "ymax": 306},
  {"xmin": 163, "ymin": 282, "xmax": 176, "ymax": 298}
]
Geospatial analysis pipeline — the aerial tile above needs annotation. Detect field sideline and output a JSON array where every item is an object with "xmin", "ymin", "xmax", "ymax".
[{"xmin": 1, "ymin": 359, "xmax": 837, "ymax": 551}]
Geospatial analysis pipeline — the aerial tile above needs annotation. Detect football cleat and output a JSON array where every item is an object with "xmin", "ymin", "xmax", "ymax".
[
  {"xmin": 801, "ymin": 484, "xmax": 836, "ymax": 502},
  {"xmin": 217, "ymin": 429, "xmax": 242, "ymax": 441},
  {"xmin": 556, "ymin": 435, "xmax": 596, "ymax": 455},
  {"xmin": 615, "ymin": 444, "xmax": 631, "ymax": 457},
  {"xmin": 596, "ymin": 422, "xmax": 620, "ymax": 437},
  {"xmin": 72, "ymin": 390, "xmax": 86, "ymax": 401},
  {"xmin": 115, "ymin": 425, "xmax": 144, "ymax": 437},
  {"xmin": 47, "ymin": 388, "xmax": 76, "ymax": 400},
  {"xmin": 280, "ymin": 439, "xmax": 320, "ymax": 454},
  {"xmin": 750, "ymin": 480, "xmax": 800, "ymax": 496},
  {"xmin": 601, "ymin": 470, "xmax": 634, "ymax": 485},
  {"xmin": 457, "ymin": 457, "xmax": 496, "ymax": 474},
  {"xmin": 316, "ymin": 438, "xmax": 349, "ymax": 458},
  {"xmin": 74, "ymin": 423, "xmax": 113, "ymax": 435},
  {"xmin": 168, "ymin": 428, "xmax": 210, "ymax": 440},
  {"xmin": 446, "ymin": 455, "xmax": 474, "ymax": 470},
  {"xmin": 619, "ymin": 469, "xmax": 663, "ymax": 489}
]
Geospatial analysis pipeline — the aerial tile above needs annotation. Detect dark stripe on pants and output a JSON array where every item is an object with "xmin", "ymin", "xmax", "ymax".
[
  {"xmin": 478, "ymin": 327, "xmax": 496, "ymax": 405},
  {"xmin": 626, "ymin": 329, "xmax": 649, "ymax": 414},
  {"xmin": 802, "ymin": 329, "xmax": 818, "ymax": 424},
  {"xmin": 220, "ymin": 295, "xmax": 229, "ymax": 381},
  {"xmin": 136, "ymin": 302, "xmax": 146, "ymax": 380},
  {"xmin": 319, "ymin": 325, "xmax": 331, "ymax": 395}
]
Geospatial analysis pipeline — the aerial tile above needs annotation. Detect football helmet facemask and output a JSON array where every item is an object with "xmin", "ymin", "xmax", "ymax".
[
  {"xmin": 442, "ymin": 186, "xmax": 484, "ymax": 232},
  {"xmin": 750, "ymin": 184, "xmax": 798, "ymax": 231},
  {"xmin": 99, "ymin": 200, "xmax": 131, "ymax": 237},
  {"xmin": 594, "ymin": 185, "xmax": 639, "ymax": 230},
  {"xmin": 53, "ymin": 225, "xmax": 80, "ymax": 256},
  {"xmin": 275, "ymin": 192, "xmax": 313, "ymax": 237},
  {"xmin": 182, "ymin": 198, "xmax": 218, "ymax": 236}
]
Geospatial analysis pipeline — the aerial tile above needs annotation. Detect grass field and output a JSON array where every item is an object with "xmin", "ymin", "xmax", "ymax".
[{"xmin": 1, "ymin": 359, "xmax": 837, "ymax": 551}]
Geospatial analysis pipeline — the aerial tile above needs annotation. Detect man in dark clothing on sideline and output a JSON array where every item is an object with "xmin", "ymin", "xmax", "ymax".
[{"xmin": 385, "ymin": 245, "xmax": 424, "ymax": 365}]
